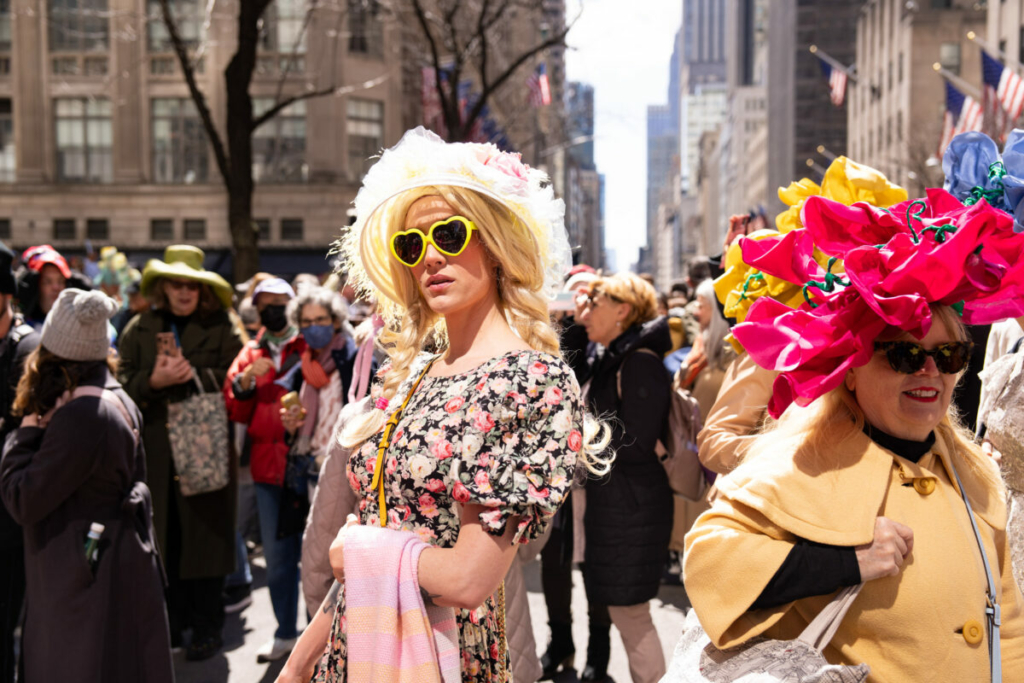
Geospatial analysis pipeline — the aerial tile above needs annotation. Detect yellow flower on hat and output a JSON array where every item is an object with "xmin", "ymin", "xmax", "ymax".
[
  {"xmin": 718, "ymin": 156, "xmax": 903, "ymax": 352},
  {"xmin": 775, "ymin": 157, "xmax": 907, "ymax": 233}
]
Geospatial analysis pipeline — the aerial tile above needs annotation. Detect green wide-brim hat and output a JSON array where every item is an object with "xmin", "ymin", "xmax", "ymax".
[{"xmin": 140, "ymin": 245, "xmax": 234, "ymax": 309}]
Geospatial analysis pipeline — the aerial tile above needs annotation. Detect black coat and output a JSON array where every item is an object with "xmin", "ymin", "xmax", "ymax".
[
  {"xmin": 118, "ymin": 309, "xmax": 244, "ymax": 579},
  {"xmin": 0, "ymin": 318, "xmax": 38, "ymax": 551},
  {"xmin": 581, "ymin": 316, "xmax": 674, "ymax": 606},
  {"xmin": 0, "ymin": 366, "xmax": 173, "ymax": 683}
]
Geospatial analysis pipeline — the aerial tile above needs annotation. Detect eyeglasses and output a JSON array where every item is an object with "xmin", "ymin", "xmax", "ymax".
[
  {"xmin": 578, "ymin": 291, "xmax": 624, "ymax": 308},
  {"xmin": 874, "ymin": 341, "xmax": 974, "ymax": 375},
  {"xmin": 390, "ymin": 216, "xmax": 478, "ymax": 268},
  {"xmin": 300, "ymin": 315, "xmax": 333, "ymax": 327},
  {"xmin": 166, "ymin": 279, "xmax": 201, "ymax": 292}
]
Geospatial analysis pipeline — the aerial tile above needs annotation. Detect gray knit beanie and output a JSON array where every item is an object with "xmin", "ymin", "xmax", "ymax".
[{"xmin": 40, "ymin": 289, "xmax": 117, "ymax": 361}]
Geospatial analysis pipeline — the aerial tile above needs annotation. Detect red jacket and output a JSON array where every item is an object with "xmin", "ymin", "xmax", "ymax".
[{"xmin": 223, "ymin": 331, "xmax": 307, "ymax": 485}]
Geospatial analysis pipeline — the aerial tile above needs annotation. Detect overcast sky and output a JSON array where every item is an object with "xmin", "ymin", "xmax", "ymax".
[{"xmin": 564, "ymin": 0, "xmax": 682, "ymax": 272}]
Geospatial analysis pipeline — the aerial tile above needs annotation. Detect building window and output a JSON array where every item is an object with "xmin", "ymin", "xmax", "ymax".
[
  {"xmin": 281, "ymin": 218, "xmax": 303, "ymax": 241},
  {"xmin": 147, "ymin": 0, "xmax": 203, "ymax": 52},
  {"xmin": 898, "ymin": 52, "xmax": 904, "ymax": 83},
  {"xmin": 152, "ymin": 98, "xmax": 209, "ymax": 183},
  {"xmin": 347, "ymin": 99, "xmax": 383, "ymax": 179},
  {"xmin": 0, "ymin": 0, "xmax": 10, "ymax": 52},
  {"xmin": 53, "ymin": 218, "xmax": 76, "ymax": 240},
  {"xmin": 252, "ymin": 98, "xmax": 307, "ymax": 183},
  {"xmin": 348, "ymin": 0, "xmax": 383, "ymax": 57},
  {"xmin": 183, "ymin": 218, "xmax": 206, "ymax": 240},
  {"xmin": 49, "ymin": 0, "xmax": 109, "ymax": 52},
  {"xmin": 0, "ymin": 99, "xmax": 12, "ymax": 182},
  {"xmin": 150, "ymin": 218, "xmax": 174, "ymax": 241},
  {"xmin": 259, "ymin": 0, "xmax": 306, "ymax": 72},
  {"xmin": 0, "ymin": 219, "xmax": 9, "ymax": 240},
  {"xmin": 939, "ymin": 43, "xmax": 961, "ymax": 76},
  {"xmin": 55, "ymin": 97, "xmax": 112, "ymax": 183},
  {"xmin": 256, "ymin": 218, "xmax": 271, "ymax": 241},
  {"xmin": 86, "ymin": 218, "xmax": 108, "ymax": 240}
]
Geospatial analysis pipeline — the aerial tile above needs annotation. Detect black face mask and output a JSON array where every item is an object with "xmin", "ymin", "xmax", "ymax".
[{"xmin": 259, "ymin": 304, "xmax": 288, "ymax": 332}]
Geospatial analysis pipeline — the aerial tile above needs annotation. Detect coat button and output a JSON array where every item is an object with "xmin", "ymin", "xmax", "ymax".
[
  {"xmin": 963, "ymin": 619, "xmax": 983, "ymax": 644},
  {"xmin": 913, "ymin": 477, "xmax": 936, "ymax": 495},
  {"xmin": 173, "ymin": 475, "xmax": 180, "ymax": 482}
]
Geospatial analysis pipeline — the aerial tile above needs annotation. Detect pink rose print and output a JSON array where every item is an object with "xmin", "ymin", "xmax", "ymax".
[
  {"xmin": 453, "ymin": 481, "xmax": 472, "ymax": 503},
  {"xmin": 445, "ymin": 397, "xmax": 465, "ymax": 413},
  {"xmin": 419, "ymin": 493, "xmax": 439, "ymax": 518},
  {"xmin": 474, "ymin": 469, "xmax": 492, "ymax": 493},
  {"xmin": 473, "ymin": 411, "xmax": 496, "ymax": 432},
  {"xmin": 426, "ymin": 478, "xmax": 445, "ymax": 493},
  {"xmin": 430, "ymin": 439, "xmax": 454, "ymax": 459},
  {"xmin": 528, "ymin": 361, "xmax": 548, "ymax": 376},
  {"xmin": 544, "ymin": 386, "xmax": 563, "ymax": 405},
  {"xmin": 347, "ymin": 468, "xmax": 361, "ymax": 493},
  {"xmin": 528, "ymin": 483, "xmax": 550, "ymax": 499}
]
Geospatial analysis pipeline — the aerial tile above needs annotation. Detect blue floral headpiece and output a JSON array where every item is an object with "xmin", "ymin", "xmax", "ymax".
[{"xmin": 942, "ymin": 130, "xmax": 1024, "ymax": 233}]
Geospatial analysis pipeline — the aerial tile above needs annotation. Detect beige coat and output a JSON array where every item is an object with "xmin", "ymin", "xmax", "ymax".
[
  {"xmin": 695, "ymin": 352, "xmax": 777, "ymax": 475},
  {"xmin": 684, "ymin": 428, "xmax": 1024, "ymax": 682}
]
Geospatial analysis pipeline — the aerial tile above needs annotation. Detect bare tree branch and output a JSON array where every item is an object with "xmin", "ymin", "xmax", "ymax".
[
  {"xmin": 251, "ymin": 74, "xmax": 391, "ymax": 131},
  {"xmin": 409, "ymin": 0, "xmax": 456, "ymax": 131},
  {"xmin": 464, "ymin": 23, "xmax": 570, "ymax": 130},
  {"xmin": 158, "ymin": 0, "xmax": 230, "ymax": 181},
  {"xmin": 272, "ymin": 0, "xmax": 320, "ymax": 105}
]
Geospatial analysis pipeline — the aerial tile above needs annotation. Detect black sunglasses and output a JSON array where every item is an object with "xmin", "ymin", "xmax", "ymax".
[{"xmin": 874, "ymin": 341, "xmax": 974, "ymax": 375}]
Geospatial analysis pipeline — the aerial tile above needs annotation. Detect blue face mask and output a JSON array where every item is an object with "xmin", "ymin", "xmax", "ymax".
[{"xmin": 301, "ymin": 324, "xmax": 334, "ymax": 350}]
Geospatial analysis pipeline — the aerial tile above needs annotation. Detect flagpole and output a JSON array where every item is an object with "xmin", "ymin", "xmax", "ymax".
[
  {"xmin": 966, "ymin": 30, "xmax": 1021, "ymax": 72},
  {"xmin": 932, "ymin": 62, "xmax": 982, "ymax": 99},
  {"xmin": 809, "ymin": 45, "xmax": 858, "ymax": 84}
]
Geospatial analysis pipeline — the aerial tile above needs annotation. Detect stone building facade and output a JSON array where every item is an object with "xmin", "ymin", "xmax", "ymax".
[
  {"xmin": 1, "ymin": 0, "xmax": 406, "ymax": 273},
  {"xmin": 850, "ymin": 0, "xmax": 985, "ymax": 197}
]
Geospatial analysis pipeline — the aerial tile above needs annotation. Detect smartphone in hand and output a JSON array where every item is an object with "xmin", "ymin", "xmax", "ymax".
[{"xmin": 156, "ymin": 332, "xmax": 180, "ymax": 358}]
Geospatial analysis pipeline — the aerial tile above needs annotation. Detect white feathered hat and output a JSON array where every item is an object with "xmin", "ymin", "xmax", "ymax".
[{"xmin": 335, "ymin": 127, "xmax": 572, "ymax": 324}]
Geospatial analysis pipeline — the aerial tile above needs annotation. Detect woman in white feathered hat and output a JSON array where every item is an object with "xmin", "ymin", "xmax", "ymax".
[{"xmin": 278, "ymin": 129, "xmax": 610, "ymax": 682}]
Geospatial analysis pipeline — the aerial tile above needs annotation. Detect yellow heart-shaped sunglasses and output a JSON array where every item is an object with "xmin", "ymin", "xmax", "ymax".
[{"xmin": 389, "ymin": 216, "xmax": 478, "ymax": 267}]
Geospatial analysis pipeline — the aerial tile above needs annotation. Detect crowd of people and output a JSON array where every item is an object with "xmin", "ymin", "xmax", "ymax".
[{"xmin": 0, "ymin": 124, "xmax": 1022, "ymax": 683}]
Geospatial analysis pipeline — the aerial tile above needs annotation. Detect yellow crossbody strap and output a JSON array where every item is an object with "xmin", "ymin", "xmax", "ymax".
[{"xmin": 370, "ymin": 358, "xmax": 437, "ymax": 527}]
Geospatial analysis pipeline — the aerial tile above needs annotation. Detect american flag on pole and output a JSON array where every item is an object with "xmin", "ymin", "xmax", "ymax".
[
  {"xmin": 816, "ymin": 56, "xmax": 847, "ymax": 107},
  {"xmin": 982, "ymin": 49, "xmax": 1024, "ymax": 141},
  {"xmin": 527, "ymin": 63, "xmax": 551, "ymax": 107},
  {"xmin": 938, "ymin": 80, "xmax": 983, "ymax": 156}
]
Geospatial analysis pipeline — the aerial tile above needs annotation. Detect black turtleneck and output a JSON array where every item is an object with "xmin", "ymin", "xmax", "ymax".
[{"xmin": 863, "ymin": 424, "xmax": 935, "ymax": 463}]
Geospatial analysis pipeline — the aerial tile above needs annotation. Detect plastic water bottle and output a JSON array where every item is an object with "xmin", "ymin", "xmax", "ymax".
[{"xmin": 84, "ymin": 522, "xmax": 105, "ymax": 573}]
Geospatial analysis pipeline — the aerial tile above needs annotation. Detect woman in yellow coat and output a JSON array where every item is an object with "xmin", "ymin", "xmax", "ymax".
[{"xmin": 684, "ymin": 190, "xmax": 1024, "ymax": 682}]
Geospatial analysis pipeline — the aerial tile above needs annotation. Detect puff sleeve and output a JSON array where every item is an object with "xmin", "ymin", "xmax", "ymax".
[{"xmin": 450, "ymin": 354, "xmax": 584, "ymax": 545}]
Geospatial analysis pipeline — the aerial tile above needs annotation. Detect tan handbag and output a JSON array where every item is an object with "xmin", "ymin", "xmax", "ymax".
[{"xmin": 167, "ymin": 369, "xmax": 230, "ymax": 496}]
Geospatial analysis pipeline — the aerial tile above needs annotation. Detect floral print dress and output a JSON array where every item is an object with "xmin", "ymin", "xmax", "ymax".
[{"xmin": 313, "ymin": 350, "xmax": 584, "ymax": 683}]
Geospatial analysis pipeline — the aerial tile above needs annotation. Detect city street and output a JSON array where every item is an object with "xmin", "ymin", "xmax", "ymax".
[{"xmin": 174, "ymin": 553, "xmax": 690, "ymax": 683}]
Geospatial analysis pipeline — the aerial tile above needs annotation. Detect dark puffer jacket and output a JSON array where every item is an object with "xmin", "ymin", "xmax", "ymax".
[{"xmin": 581, "ymin": 316, "xmax": 673, "ymax": 606}]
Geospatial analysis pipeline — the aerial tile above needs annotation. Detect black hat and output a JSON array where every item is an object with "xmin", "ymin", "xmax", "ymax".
[{"xmin": 0, "ymin": 243, "xmax": 16, "ymax": 295}]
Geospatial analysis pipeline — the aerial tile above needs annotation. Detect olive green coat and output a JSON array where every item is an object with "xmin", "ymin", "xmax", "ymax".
[{"xmin": 118, "ymin": 309, "xmax": 244, "ymax": 579}]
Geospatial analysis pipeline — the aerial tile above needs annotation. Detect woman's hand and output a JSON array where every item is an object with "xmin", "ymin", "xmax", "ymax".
[
  {"xmin": 328, "ymin": 514, "xmax": 360, "ymax": 583},
  {"xmin": 982, "ymin": 439, "xmax": 1003, "ymax": 467},
  {"xmin": 149, "ymin": 354, "xmax": 193, "ymax": 390},
  {"xmin": 855, "ymin": 516, "xmax": 914, "ymax": 582},
  {"xmin": 280, "ymin": 407, "xmax": 306, "ymax": 435},
  {"xmin": 241, "ymin": 357, "xmax": 275, "ymax": 391}
]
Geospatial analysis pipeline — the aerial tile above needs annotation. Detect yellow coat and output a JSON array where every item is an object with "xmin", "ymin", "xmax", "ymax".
[{"xmin": 684, "ymin": 428, "xmax": 1024, "ymax": 682}]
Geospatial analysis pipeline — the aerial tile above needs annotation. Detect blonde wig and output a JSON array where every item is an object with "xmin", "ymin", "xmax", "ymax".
[{"xmin": 335, "ymin": 130, "xmax": 609, "ymax": 474}]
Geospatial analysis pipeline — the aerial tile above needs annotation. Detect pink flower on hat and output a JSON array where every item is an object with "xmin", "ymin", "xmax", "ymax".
[{"xmin": 735, "ymin": 189, "xmax": 1024, "ymax": 418}]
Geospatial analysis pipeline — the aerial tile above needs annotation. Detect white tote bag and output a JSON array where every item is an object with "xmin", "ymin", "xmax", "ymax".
[{"xmin": 661, "ymin": 585, "xmax": 870, "ymax": 683}]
